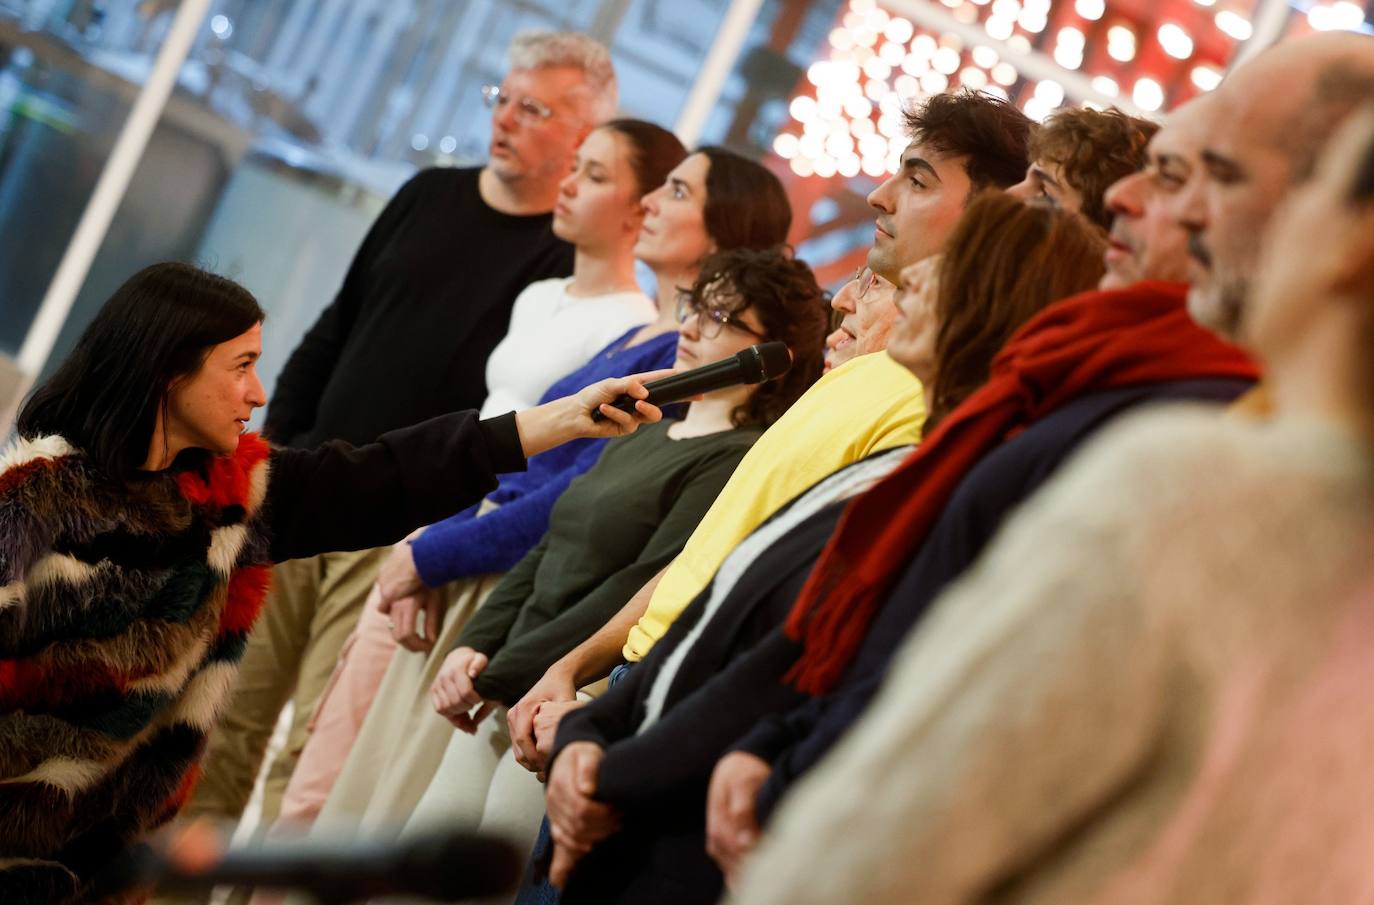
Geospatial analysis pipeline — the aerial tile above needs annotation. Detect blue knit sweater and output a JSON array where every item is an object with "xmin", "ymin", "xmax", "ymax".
[{"xmin": 411, "ymin": 328, "xmax": 679, "ymax": 586}]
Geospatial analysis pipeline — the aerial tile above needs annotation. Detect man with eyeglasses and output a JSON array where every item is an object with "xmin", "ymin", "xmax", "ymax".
[
  {"xmin": 169, "ymin": 31, "xmax": 619, "ymax": 877},
  {"xmin": 824, "ymin": 266, "xmax": 896, "ymax": 373}
]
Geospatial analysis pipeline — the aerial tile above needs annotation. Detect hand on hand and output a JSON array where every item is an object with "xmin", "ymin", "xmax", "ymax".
[
  {"xmin": 546, "ymin": 742, "xmax": 619, "ymax": 888},
  {"xmin": 705, "ymin": 751, "xmax": 771, "ymax": 889},
  {"xmin": 509, "ymin": 666, "xmax": 578, "ymax": 773},
  {"xmin": 376, "ymin": 544, "xmax": 426, "ymax": 608},
  {"xmin": 384, "ymin": 586, "xmax": 446, "ymax": 653},
  {"xmin": 430, "ymin": 646, "xmax": 494, "ymax": 733},
  {"xmin": 533, "ymin": 699, "xmax": 587, "ymax": 769}
]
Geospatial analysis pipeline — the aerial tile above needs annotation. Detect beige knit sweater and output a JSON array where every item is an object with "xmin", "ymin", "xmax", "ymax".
[{"xmin": 731, "ymin": 406, "xmax": 1374, "ymax": 905}]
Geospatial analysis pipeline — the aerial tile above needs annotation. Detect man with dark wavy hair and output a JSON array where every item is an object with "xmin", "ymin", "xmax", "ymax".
[{"xmin": 1009, "ymin": 106, "xmax": 1159, "ymax": 228}]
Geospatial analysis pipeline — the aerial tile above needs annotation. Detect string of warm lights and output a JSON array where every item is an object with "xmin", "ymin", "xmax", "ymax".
[{"xmin": 773, "ymin": 0, "xmax": 1281, "ymax": 180}]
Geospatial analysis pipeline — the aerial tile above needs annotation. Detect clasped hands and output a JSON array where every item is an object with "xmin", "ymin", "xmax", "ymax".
[
  {"xmin": 375, "ymin": 542, "xmax": 444, "ymax": 652},
  {"xmin": 541, "ymin": 741, "xmax": 772, "ymax": 891},
  {"xmin": 430, "ymin": 645, "xmax": 497, "ymax": 734}
]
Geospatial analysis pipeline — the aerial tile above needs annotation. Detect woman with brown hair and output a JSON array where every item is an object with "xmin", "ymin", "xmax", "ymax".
[
  {"xmin": 912, "ymin": 190, "xmax": 1117, "ymax": 429},
  {"xmin": 537, "ymin": 192, "xmax": 1113, "ymax": 905}
]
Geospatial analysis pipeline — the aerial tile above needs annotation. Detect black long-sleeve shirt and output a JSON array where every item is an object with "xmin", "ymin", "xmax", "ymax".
[
  {"xmin": 264, "ymin": 167, "xmax": 574, "ymax": 449},
  {"xmin": 265, "ymin": 410, "xmax": 526, "ymax": 562}
]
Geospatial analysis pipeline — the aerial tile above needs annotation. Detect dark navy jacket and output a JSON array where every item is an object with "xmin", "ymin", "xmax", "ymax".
[{"xmin": 737, "ymin": 378, "xmax": 1252, "ymax": 817}]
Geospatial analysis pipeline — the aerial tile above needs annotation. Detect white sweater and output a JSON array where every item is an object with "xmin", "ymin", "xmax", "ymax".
[{"xmin": 479, "ymin": 277, "xmax": 657, "ymax": 419}]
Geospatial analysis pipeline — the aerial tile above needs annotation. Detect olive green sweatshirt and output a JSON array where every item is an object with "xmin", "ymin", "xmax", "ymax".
[{"xmin": 459, "ymin": 419, "xmax": 761, "ymax": 705}]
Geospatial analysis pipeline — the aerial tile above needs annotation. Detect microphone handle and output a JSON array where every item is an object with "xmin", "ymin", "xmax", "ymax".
[
  {"xmin": 591, "ymin": 357, "xmax": 744, "ymax": 422},
  {"xmin": 145, "ymin": 831, "xmax": 519, "ymax": 903}
]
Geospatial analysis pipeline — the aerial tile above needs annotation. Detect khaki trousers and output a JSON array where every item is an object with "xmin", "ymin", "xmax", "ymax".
[
  {"xmin": 187, "ymin": 547, "xmax": 392, "ymax": 825},
  {"xmin": 309, "ymin": 572, "xmax": 505, "ymax": 839}
]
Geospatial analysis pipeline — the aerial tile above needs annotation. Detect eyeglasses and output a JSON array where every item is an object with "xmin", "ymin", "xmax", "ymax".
[
  {"xmin": 675, "ymin": 291, "xmax": 767, "ymax": 341},
  {"xmin": 480, "ymin": 84, "xmax": 554, "ymax": 126},
  {"xmin": 853, "ymin": 265, "xmax": 879, "ymax": 300}
]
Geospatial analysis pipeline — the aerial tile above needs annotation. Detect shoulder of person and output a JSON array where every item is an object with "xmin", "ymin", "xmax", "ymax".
[
  {"xmin": 392, "ymin": 165, "xmax": 472, "ymax": 199},
  {"xmin": 686, "ymin": 424, "xmax": 766, "ymax": 467},
  {"xmin": 798, "ymin": 353, "xmax": 921, "ymax": 413},
  {"xmin": 0, "ymin": 433, "xmax": 80, "ymax": 497},
  {"xmin": 1033, "ymin": 405, "xmax": 1279, "ymax": 526},
  {"xmin": 512, "ymin": 277, "xmax": 574, "ymax": 311}
]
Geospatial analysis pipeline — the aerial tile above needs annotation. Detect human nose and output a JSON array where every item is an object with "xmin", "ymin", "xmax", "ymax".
[
  {"xmin": 492, "ymin": 96, "xmax": 519, "ymax": 132},
  {"xmin": 679, "ymin": 309, "xmax": 702, "ymax": 340},
  {"xmin": 642, "ymin": 185, "xmax": 663, "ymax": 216},
  {"xmin": 867, "ymin": 175, "xmax": 898, "ymax": 214},
  {"xmin": 247, "ymin": 369, "xmax": 267, "ymax": 408},
  {"xmin": 560, "ymin": 170, "xmax": 578, "ymax": 197},
  {"xmin": 1006, "ymin": 175, "xmax": 1034, "ymax": 201},
  {"xmin": 831, "ymin": 284, "xmax": 857, "ymax": 316},
  {"xmin": 1104, "ymin": 170, "xmax": 1144, "ymax": 220}
]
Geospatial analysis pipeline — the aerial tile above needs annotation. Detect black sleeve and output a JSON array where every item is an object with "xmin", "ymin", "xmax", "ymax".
[
  {"xmin": 262, "ymin": 173, "xmax": 427, "ymax": 445},
  {"xmin": 454, "ymin": 536, "xmax": 550, "ymax": 656},
  {"xmin": 549, "ymin": 660, "xmax": 653, "ymax": 759},
  {"xmin": 264, "ymin": 410, "xmax": 526, "ymax": 562},
  {"xmin": 591, "ymin": 629, "xmax": 806, "ymax": 810},
  {"xmin": 749, "ymin": 672, "xmax": 886, "ymax": 824}
]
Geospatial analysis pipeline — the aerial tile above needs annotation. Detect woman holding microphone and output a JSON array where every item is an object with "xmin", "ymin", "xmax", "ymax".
[{"xmin": 0, "ymin": 261, "xmax": 662, "ymax": 904}]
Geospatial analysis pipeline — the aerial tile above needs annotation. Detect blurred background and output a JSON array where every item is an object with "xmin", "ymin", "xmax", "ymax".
[{"xmin": 0, "ymin": 0, "xmax": 1367, "ymax": 409}]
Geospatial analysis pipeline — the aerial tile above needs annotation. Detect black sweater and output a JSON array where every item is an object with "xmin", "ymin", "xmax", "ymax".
[
  {"xmin": 265, "ymin": 410, "xmax": 526, "ymax": 562},
  {"xmin": 264, "ymin": 167, "xmax": 574, "ymax": 449}
]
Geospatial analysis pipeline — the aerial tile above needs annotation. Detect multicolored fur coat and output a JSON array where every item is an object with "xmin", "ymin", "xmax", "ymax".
[{"xmin": 0, "ymin": 433, "xmax": 274, "ymax": 904}]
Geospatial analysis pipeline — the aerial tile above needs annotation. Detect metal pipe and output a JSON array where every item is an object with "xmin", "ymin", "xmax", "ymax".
[
  {"xmin": 674, "ymin": 0, "xmax": 768, "ymax": 146},
  {"xmin": 1229, "ymin": 0, "xmax": 1292, "ymax": 70},
  {"xmin": 3, "ymin": 0, "xmax": 215, "ymax": 434}
]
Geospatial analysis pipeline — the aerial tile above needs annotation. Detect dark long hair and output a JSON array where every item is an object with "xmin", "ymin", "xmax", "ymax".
[
  {"xmin": 698, "ymin": 146, "xmax": 793, "ymax": 251},
  {"xmin": 601, "ymin": 118, "xmax": 688, "ymax": 199},
  {"xmin": 927, "ymin": 192, "xmax": 1106, "ymax": 427},
  {"xmin": 17, "ymin": 262, "xmax": 265, "ymax": 480},
  {"xmin": 682, "ymin": 246, "xmax": 827, "ymax": 428}
]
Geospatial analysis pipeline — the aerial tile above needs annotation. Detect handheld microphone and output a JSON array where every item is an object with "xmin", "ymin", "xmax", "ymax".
[
  {"xmin": 134, "ymin": 825, "xmax": 521, "ymax": 904},
  {"xmin": 592, "ymin": 341, "xmax": 792, "ymax": 422}
]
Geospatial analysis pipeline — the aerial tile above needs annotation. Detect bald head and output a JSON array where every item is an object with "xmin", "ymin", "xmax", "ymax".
[
  {"xmin": 1172, "ymin": 32, "xmax": 1374, "ymax": 340},
  {"xmin": 1221, "ymin": 33, "xmax": 1374, "ymax": 180}
]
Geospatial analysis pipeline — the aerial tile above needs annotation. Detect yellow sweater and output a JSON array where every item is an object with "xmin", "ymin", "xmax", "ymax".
[{"xmin": 623, "ymin": 352, "xmax": 925, "ymax": 660}]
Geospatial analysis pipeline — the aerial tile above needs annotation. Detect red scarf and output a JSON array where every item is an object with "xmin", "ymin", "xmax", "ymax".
[{"xmin": 783, "ymin": 281, "xmax": 1259, "ymax": 695}]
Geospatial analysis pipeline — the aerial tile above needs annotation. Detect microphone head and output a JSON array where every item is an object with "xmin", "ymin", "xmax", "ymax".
[{"xmin": 738, "ymin": 341, "xmax": 793, "ymax": 384}]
